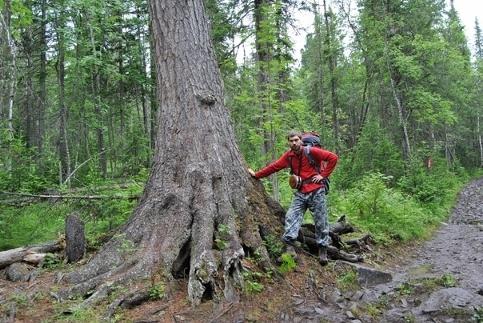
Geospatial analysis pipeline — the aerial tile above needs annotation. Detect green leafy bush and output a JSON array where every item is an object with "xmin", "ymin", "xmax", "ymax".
[
  {"xmin": 263, "ymin": 234, "xmax": 284, "ymax": 259},
  {"xmin": 332, "ymin": 172, "xmax": 441, "ymax": 243},
  {"xmin": 397, "ymin": 155, "xmax": 463, "ymax": 206},
  {"xmin": 334, "ymin": 121, "xmax": 404, "ymax": 190},
  {"xmin": 242, "ymin": 270, "xmax": 265, "ymax": 294},
  {"xmin": 148, "ymin": 283, "xmax": 165, "ymax": 300}
]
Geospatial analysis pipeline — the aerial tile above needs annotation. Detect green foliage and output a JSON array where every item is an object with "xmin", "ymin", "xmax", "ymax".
[
  {"xmin": 148, "ymin": 283, "xmax": 165, "ymax": 300},
  {"xmin": 278, "ymin": 253, "xmax": 296, "ymax": 274},
  {"xmin": 0, "ymin": 182, "xmax": 140, "ymax": 251},
  {"xmin": 0, "ymin": 133, "xmax": 51, "ymax": 192},
  {"xmin": 242, "ymin": 270, "xmax": 265, "ymax": 295},
  {"xmin": 336, "ymin": 270, "xmax": 359, "ymax": 291},
  {"xmin": 9, "ymin": 292, "xmax": 29, "ymax": 307},
  {"xmin": 397, "ymin": 155, "xmax": 463, "ymax": 205},
  {"xmin": 215, "ymin": 223, "xmax": 230, "ymax": 250},
  {"xmin": 0, "ymin": 203, "xmax": 67, "ymax": 251},
  {"xmin": 263, "ymin": 234, "xmax": 284, "ymax": 259},
  {"xmin": 332, "ymin": 172, "xmax": 444, "ymax": 243},
  {"xmin": 473, "ymin": 307, "xmax": 483, "ymax": 323},
  {"xmin": 334, "ymin": 121, "xmax": 404, "ymax": 190},
  {"xmin": 42, "ymin": 253, "xmax": 63, "ymax": 270},
  {"xmin": 397, "ymin": 282, "xmax": 414, "ymax": 296},
  {"xmin": 438, "ymin": 273, "xmax": 457, "ymax": 288}
]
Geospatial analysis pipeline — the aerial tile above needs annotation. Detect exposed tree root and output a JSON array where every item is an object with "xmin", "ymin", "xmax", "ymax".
[
  {"xmin": 104, "ymin": 289, "xmax": 151, "ymax": 319},
  {"xmin": 56, "ymin": 169, "xmax": 276, "ymax": 308}
]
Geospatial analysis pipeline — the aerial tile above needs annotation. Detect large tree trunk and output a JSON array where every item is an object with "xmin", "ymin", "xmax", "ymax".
[{"xmin": 60, "ymin": 0, "xmax": 280, "ymax": 308}]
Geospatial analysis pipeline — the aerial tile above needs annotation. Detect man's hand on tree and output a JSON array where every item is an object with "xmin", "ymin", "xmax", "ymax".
[
  {"xmin": 248, "ymin": 168, "xmax": 256, "ymax": 178},
  {"xmin": 311, "ymin": 174, "xmax": 324, "ymax": 183}
]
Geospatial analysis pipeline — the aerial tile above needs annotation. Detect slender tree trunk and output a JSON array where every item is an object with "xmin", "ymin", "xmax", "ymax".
[
  {"xmin": 37, "ymin": 0, "xmax": 47, "ymax": 158},
  {"xmin": 136, "ymin": 7, "xmax": 150, "ymax": 167},
  {"xmin": 56, "ymin": 7, "xmax": 71, "ymax": 185},
  {"xmin": 23, "ymin": 26, "xmax": 35, "ymax": 148},
  {"xmin": 478, "ymin": 112, "xmax": 483, "ymax": 167},
  {"xmin": 60, "ymin": 0, "xmax": 280, "ymax": 308},
  {"xmin": 322, "ymin": 0, "xmax": 340, "ymax": 152},
  {"xmin": 312, "ymin": 6, "xmax": 326, "ymax": 142},
  {"xmin": 254, "ymin": 0, "xmax": 279, "ymax": 200},
  {"xmin": 1, "ymin": 0, "xmax": 16, "ymax": 141},
  {"xmin": 384, "ymin": 34, "xmax": 411, "ymax": 160},
  {"xmin": 88, "ymin": 21, "xmax": 107, "ymax": 178}
]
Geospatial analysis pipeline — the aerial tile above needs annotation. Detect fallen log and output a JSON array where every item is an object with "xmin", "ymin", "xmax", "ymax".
[
  {"xmin": 345, "ymin": 233, "xmax": 374, "ymax": 251},
  {"xmin": 0, "ymin": 191, "xmax": 140, "ymax": 201},
  {"xmin": 296, "ymin": 215, "xmax": 368, "ymax": 263},
  {"xmin": 0, "ymin": 240, "xmax": 63, "ymax": 269}
]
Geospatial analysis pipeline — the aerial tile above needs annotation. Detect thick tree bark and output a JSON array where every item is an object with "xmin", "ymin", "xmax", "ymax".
[
  {"xmin": 149, "ymin": 27, "xmax": 158, "ymax": 151},
  {"xmin": 60, "ymin": 0, "xmax": 280, "ymax": 307}
]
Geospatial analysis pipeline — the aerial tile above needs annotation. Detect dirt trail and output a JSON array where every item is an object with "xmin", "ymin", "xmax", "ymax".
[{"xmin": 363, "ymin": 178, "xmax": 483, "ymax": 322}]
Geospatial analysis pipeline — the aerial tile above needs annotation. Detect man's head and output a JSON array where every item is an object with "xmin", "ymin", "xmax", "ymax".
[{"xmin": 287, "ymin": 130, "xmax": 303, "ymax": 153}]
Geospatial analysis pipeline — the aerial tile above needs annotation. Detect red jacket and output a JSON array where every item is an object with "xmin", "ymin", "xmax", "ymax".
[{"xmin": 255, "ymin": 147, "xmax": 338, "ymax": 193}]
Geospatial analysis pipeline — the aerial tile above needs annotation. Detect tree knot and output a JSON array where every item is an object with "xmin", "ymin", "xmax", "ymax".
[{"xmin": 196, "ymin": 92, "xmax": 216, "ymax": 106}]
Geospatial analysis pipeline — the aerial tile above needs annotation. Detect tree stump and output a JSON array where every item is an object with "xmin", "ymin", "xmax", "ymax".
[{"xmin": 65, "ymin": 213, "xmax": 85, "ymax": 263}]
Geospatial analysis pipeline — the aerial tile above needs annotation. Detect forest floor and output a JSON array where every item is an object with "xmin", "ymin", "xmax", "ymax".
[{"xmin": 0, "ymin": 179, "xmax": 482, "ymax": 322}]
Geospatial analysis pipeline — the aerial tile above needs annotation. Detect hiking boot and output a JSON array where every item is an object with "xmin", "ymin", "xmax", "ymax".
[
  {"xmin": 285, "ymin": 239, "xmax": 302, "ymax": 249},
  {"xmin": 286, "ymin": 245, "xmax": 297, "ymax": 258},
  {"xmin": 281, "ymin": 239, "xmax": 299, "ymax": 261},
  {"xmin": 318, "ymin": 246, "xmax": 328, "ymax": 266}
]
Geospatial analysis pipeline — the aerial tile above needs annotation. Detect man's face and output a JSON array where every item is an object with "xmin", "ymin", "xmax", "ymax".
[{"xmin": 288, "ymin": 135, "xmax": 302, "ymax": 153}]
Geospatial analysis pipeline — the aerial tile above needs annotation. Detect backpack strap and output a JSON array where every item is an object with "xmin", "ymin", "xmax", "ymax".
[
  {"xmin": 288, "ymin": 153, "xmax": 302, "ymax": 175},
  {"xmin": 303, "ymin": 146, "xmax": 320, "ymax": 173}
]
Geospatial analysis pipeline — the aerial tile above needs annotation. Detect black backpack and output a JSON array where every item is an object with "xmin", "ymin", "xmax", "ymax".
[{"xmin": 301, "ymin": 132, "xmax": 321, "ymax": 148}]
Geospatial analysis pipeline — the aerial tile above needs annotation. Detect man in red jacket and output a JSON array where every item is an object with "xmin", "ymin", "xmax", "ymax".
[{"xmin": 248, "ymin": 130, "xmax": 338, "ymax": 265}]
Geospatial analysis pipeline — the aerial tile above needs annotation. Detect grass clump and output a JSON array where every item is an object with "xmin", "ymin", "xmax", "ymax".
[
  {"xmin": 278, "ymin": 253, "xmax": 297, "ymax": 274},
  {"xmin": 336, "ymin": 269, "xmax": 359, "ymax": 291}
]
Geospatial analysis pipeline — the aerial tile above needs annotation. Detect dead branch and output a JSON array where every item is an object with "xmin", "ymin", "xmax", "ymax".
[
  {"xmin": 0, "ymin": 191, "xmax": 140, "ymax": 203},
  {"xmin": 0, "ymin": 240, "xmax": 63, "ymax": 269}
]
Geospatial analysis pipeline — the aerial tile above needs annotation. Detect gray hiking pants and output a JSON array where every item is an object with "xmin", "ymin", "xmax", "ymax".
[{"xmin": 282, "ymin": 188, "xmax": 330, "ymax": 247}]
